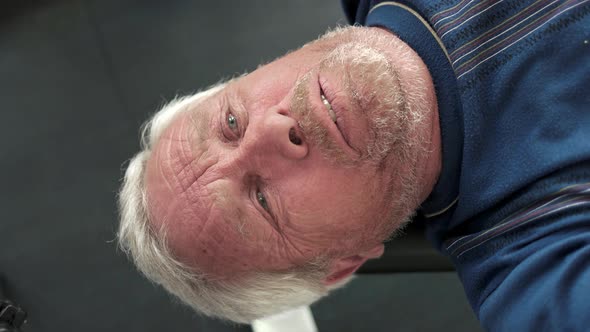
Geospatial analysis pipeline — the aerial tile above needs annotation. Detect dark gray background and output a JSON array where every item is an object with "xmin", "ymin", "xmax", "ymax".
[{"xmin": 0, "ymin": 1, "xmax": 482, "ymax": 331}]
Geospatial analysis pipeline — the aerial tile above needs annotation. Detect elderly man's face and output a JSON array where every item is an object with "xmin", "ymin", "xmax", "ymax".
[{"xmin": 145, "ymin": 27, "xmax": 416, "ymax": 279}]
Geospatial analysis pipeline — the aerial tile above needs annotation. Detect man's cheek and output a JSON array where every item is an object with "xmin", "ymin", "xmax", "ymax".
[{"xmin": 164, "ymin": 197, "xmax": 223, "ymax": 266}]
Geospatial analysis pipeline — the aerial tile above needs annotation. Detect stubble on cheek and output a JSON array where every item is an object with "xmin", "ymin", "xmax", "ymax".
[
  {"xmin": 315, "ymin": 40, "xmax": 425, "ymax": 242},
  {"xmin": 321, "ymin": 42, "xmax": 410, "ymax": 166}
]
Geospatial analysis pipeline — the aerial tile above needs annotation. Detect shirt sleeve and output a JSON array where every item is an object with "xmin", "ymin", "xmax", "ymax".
[{"xmin": 445, "ymin": 182, "xmax": 590, "ymax": 331}]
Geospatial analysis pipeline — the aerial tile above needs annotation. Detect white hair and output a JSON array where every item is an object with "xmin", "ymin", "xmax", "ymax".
[{"xmin": 117, "ymin": 82, "xmax": 347, "ymax": 324}]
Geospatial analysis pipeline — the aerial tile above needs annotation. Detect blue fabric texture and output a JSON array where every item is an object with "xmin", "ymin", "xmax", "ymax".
[{"xmin": 342, "ymin": 0, "xmax": 590, "ymax": 330}]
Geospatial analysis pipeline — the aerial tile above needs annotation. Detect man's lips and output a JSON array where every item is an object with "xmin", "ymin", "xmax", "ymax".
[{"xmin": 318, "ymin": 71, "xmax": 364, "ymax": 158}]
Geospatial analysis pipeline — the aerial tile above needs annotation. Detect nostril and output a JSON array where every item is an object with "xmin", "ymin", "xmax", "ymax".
[{"xmin": 289, "ymin": 127, "xmax": 302, "ymax": 145}]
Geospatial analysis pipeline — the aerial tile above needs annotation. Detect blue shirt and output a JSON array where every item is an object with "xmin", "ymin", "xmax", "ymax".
[{"xmin": 343, "ymin": 0, "xmax": 590, "ymax": 330}]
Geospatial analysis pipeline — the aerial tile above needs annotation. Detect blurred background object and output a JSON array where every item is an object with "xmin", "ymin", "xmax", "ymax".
[{"xmin": 0, "ymin": 0, "xmax": 482, "ymax": 331}]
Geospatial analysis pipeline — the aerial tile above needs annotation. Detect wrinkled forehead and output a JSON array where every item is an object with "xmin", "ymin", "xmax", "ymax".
[
  {"xmin": 145, "ymin": 96, "xmax": 216, "ymax": 208},
  {"xmin": 143, "ymin": 100, "xmax": 289, "ymax": 277}
]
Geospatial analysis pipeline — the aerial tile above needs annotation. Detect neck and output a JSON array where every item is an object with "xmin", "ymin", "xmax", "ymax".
[
  {"xmin": 400, "ymin": 54, "xmax": 442, "ymax": 206},
  {"xmin": 374, "ymin": 26, "xmax": 442, "ymax": 205}
]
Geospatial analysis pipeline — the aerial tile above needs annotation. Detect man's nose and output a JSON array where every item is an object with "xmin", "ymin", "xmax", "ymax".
[{"xmin": 244, "ymin": 107, "xmax": 309, "ymax": 161}]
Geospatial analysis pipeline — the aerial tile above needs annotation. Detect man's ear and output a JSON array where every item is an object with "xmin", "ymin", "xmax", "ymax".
[{"xmin": 322, "ymin": 244, "xmax": 384, "ymax": 286}]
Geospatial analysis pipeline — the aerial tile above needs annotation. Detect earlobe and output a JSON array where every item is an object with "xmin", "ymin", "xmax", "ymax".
[{"xmin": 322, "ymin": 244, "xmax": 384, "ymax": 285}]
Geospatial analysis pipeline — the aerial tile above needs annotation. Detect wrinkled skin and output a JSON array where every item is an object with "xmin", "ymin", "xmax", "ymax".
[{"xmin": 145, "ymin": 27, "xmax": 440, "ymax": 281}]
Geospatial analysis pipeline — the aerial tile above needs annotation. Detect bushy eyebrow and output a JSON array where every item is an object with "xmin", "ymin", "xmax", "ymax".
[
  {"xmin": 213, "ymin": 189, "xmax": 250, "ymax": 238},
  {"xmin": 186, "ymin": 79, "xmax": 241, "ymax": 144},
  {"xmin": 187, "ymin": 100, "xmax": 217, "ymax": 146}
]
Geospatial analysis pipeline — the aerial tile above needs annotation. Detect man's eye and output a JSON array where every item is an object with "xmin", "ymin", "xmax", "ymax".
[
  {"xmin": 227, "ymin": 113, "xmax": 238, "ymax": 131},
  {"xmin": 256, "ymin": 190, "xmax": 269, "ymax": 211},
  {"xmin": 222, "ymin": 112, "xmax": 240, "ymax": 140}
]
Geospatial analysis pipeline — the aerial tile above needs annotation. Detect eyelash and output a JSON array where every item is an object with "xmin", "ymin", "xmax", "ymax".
[
  {"xmin": 253, "ymin": 183, "xmax": 274, "ymax": 223},
  {"xmin": 256, "ymin": 189, "xmax": 270, "ymax": 212}
]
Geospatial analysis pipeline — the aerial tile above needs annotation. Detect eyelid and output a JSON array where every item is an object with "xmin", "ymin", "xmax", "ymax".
[
  {"xmin": 256, "ymin": 189, "xmax": 270, "ymax": 211},
  {"xmin": 252, "ymin": 180, "xmax": 281, "ymax": 230},
  {"xmin": 219, "ymin": 95, "xmax": 244, "ymax": 142},
  {"xmin": 254, "ymin": 184, "xmax": 272, "ymax": 214},
  {"xmin": 223, "ymin": 109, "xmax": 240, "ymax": 140}
]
